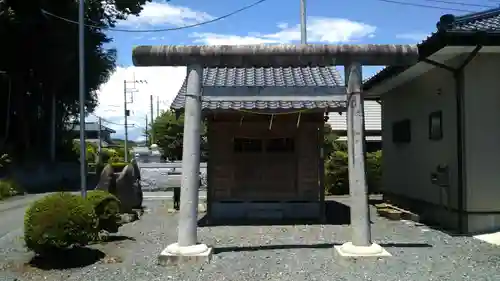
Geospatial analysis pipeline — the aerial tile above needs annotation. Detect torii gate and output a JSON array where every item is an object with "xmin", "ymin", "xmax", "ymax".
[{"xmin": 132, "ymin": 44, "xmax": 419, "ymax": 264}]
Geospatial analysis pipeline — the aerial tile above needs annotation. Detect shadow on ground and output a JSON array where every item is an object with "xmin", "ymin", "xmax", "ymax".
[
  {"xmin": 415, "ymin": 221, "xmax": 474, "ymax": 237},
  {"xmin": 213, "ymin": 242, "xmax": 433, "ymax": 254},
  {"xmin": 367, "ymin": 195, "xmax": 472, "ymax": 237},
  {"xmin": 28, "ymin": 247, "xmax": 105, "ymax": 270},
  {"xmin": 198, "ymin": 200, "xmax": 358, "ymax": 226},
  {"xmin": 100, "ymin": 235, "xmax": 136, "ymax": 243}
]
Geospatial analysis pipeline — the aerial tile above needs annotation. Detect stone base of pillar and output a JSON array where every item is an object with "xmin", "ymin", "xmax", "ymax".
[
  {"xmin": 334, "ymin": 242, "xmax": 391, "ymax": 257},
  {"xmin": 158, "ymin": 243, "xmax": 213, "ymax": 266}
]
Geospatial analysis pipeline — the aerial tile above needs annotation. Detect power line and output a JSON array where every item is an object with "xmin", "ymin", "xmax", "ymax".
[
  {"xmin": 41, "ymin": 0, "xmax": 269, "ymax": 33},
  {"xmin": 89, "ymin": 113, "xmax": 124, "ymax": 126},
  {"xmin": 89, "ymin": 113, "xmax": 146, "ymax": 129},
  {"xmin": 376, "ymin": 0, "xmax": 477, "ymax": 12},
  {"xmin": 422, "ymin": 0, "xmax": 494, "ymax": 9}
]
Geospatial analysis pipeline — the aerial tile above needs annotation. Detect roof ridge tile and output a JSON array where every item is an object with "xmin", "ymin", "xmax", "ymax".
[{"xmin": 454, "ymin": 7, "xmax": 500, "ymax": 24}]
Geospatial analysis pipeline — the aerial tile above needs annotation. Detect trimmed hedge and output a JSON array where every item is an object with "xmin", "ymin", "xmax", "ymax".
[
  {"xmin": 324, "ymin": 150, "xmax": 349, "ymax": 195},
  {"xmin": 24, "ymin": 192, "xmax": 98, "ymax": 255},
  {"xmin": 366, "ymin": 150, "xmax": 382, "ymax": 193},
  {"xmin": 324, "ymin": 149, "xmax": 382, "ymax": 195},
  {"xmin": 86, "ymin": 190, "xmax": 122, "ymax": 233},
  {"xmin": 93, "ymin": 161, "xmax": 128, "ymax": 176},
  {"xmin": 110, "ymin": 162, "xmax": 128, "ymax": 172}
]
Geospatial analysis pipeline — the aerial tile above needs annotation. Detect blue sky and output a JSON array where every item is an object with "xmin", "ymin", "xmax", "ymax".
[{"xmin": 90, "ymin": 0, "xmax": 492, "ymax": 140}]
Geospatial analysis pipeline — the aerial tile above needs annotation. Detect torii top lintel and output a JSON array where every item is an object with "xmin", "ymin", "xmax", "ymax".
[{"xmin": 132, "ymin": 44, "xmax": 420, "ymax": 68}]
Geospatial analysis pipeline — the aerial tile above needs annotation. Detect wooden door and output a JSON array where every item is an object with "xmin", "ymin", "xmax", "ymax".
[
  {"xmin": 232, "ymin": 137, "xmax": 297, "ymax": 200},
  {"xmin": 261, "ymin": 137, "xmax": 296, "ymax": 200},
  {"xmin": 232, "ymin": 138, "xmax": 264, "ymax": 199}
]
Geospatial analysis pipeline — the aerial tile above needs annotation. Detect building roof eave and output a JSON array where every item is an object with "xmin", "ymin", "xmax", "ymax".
[{"xmin": 363, "ymin": 31, "xmax": 500, "ymax": 92}]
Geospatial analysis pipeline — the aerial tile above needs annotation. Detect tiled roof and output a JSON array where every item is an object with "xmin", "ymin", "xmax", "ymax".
[
  {"xmin": 171, "ymin": 66, "xmax": 344, "ymax": 110},
  {"xmin": 450, "ymin": 8, "xmax": 500, "ymax": 31},
  {"xmin": 364, "ymin": 7, "xmax": 500, "ymax": 90},
  {"xmin": 71, "ymin": 122, "xmax": 116, "ymax": 133}
]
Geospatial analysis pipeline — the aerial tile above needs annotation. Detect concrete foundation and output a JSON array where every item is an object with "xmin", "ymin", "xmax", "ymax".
[
  {"xmin": 334, "ymin": 242, "xmax": 391, "ymax": 258},
  {"xmin": 158, "ymin": 243, "xmax": 213, "ymax": 266}
]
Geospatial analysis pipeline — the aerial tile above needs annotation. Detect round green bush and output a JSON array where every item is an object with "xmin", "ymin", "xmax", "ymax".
[
  {"xmin": 0, "ymin": 178, "xmax": 22, "ymax": 200},
  {"xmin": 24, "ymin": 192, "xmax": 98, "ymax": 255},
  {"xmin": 86, "ymin": 190, "xmax": 122, "ymax": 233}
]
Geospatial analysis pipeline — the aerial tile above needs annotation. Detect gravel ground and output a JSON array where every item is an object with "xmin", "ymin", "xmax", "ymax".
[{"xmin": 1, "ymin": 197, "xmax": 500, "ymax": 281}]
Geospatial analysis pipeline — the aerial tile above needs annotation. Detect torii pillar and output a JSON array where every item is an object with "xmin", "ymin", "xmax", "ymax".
[
  {"xmin": 132, "ymin": 44, "xmax": 419, "ymax": 264},
  {"xmin": 333, "ymin": 63, "xmax": 391, "ymax": 257}
]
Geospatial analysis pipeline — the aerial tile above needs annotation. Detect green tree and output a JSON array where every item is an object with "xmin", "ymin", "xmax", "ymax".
[
  {"xmin": 323, "ymin": 125, "xmax": 382, "ymax": 195},
  {"xmin": 0, "ymin": 0, "xmax": 151, "ymax": 160},
  {"xmin": 150, "ymin": 110, "xmax": 208, "ymax": 161}
]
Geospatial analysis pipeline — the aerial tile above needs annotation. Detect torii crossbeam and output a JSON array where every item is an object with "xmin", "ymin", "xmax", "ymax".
[
  {"xmin": 133, "ymin": 44, "xmax": 419, "ymax": 67},
  {"xmin": 132, "ymin": 44, "xmax": 420, "ymax": 264}
]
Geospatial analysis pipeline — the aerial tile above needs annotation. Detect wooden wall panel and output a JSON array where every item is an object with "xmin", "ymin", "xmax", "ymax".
[
  {"xmin": 208, "ymin": 113, "xmax": 322, "ymax": 201},
  {"xmin": 209, "ymin": 122, "xmax": 234, "ymax": 200},
  {"xmin": 297, "ymin": 123, "xmax": 321, "ymax": 200}
]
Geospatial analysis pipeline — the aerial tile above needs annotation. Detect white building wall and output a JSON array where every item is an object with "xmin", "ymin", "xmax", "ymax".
[
  {"xmin": 381, "ymin": 52, "xmax": 500, "ymax": 233},
  {"xmin": 327, "ymin": 101, "xmax": 382, "ymax": 133},
  {"xmin": 381, "ymin": 58, "xmax": 459, "ymax": 229},
  {"xmin": 463, "ymin": 53, "xmax": 500, "ymax": 233}
]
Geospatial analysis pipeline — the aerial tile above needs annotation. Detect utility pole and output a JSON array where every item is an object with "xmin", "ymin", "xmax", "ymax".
[
  {"xmin": 123, "ymin": 80, "xmax": 129, "ymax": 162},
  {"xmin": 150, "ymin": 95, "xmax": 154, "ymax": 144},
  {"xmin": 0, "ymin": 71, "xmax": 12, "ymax": 149},
  {"xmin": 156, "ymin": 96, "xmax": 160, "ymax": 118},
  {"xmin": 123, "ymin": 79, "xmax": 147, "ymax": 162},
  {"xmin": 50, "ymin": 93, "xmax": 56, "ymax": 162},
  {"xmin": 300, "ymin": 0, "xmax": 307, "ymax": 44},
  {"xmin": 78, "ymin": 0, "xmax": 87, "ymax": 198},
  {"xmin": 97, "ymin": 116, "xmax": 102, "ymax": 156},
  {"xmin": 145, "ymin": 115, "xmax": 148, "ymax": 146}
]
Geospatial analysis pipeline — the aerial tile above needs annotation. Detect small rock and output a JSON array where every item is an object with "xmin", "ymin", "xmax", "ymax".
[
  {"xmin": 103, "ymin": 256, "xmax": 123, "ymax": 264},
  {"xmin": 120, "ymin": 213, "xmax": 138, "ymax": 224}
]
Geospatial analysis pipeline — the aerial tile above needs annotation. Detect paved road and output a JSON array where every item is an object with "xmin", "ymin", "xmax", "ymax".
[
  {"xmin": 0, "ymin": 191, "xmax": 358, "ymax": 240},
  {"xmin": 143, "ymin": 190, "xmax": 207, "ymax": 200},
  {"xmin": 0, "ymin": 193, "xmax": 50, "ymax": 239},
  {"xmin": 0, "ymin": 190, "xmax": 207, "ymax": 240}
]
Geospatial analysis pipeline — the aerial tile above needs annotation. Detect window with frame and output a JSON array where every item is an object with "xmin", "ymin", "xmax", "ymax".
[
  {"xmin": 265, "ymin": 138, "xmax": 295, "ymax": 153},
  {"xmin": 392, "ymin": 119, "xmax": 411, "ymax": 143},
  {"xmin": 233, "ymin": 138, "xmax": 263, "ymax": 153}
]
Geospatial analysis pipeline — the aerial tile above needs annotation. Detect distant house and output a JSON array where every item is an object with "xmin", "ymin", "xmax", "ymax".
[
  {"xmin": 327, "ymin": 100, "xmax": 382, "ymax": 152},
  {"xmin": 70, "ymin": 122, "xmax": 115, "ymax": 147}
]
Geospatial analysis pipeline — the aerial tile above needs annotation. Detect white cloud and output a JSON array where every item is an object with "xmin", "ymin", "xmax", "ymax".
[
  {"xmin": 119, "ymin": 1, "xmax": 214, "ymax": 27},
  {"xmin": 190, "ymin": 32, "xmax": 279, "ymax": 45},
  {"xmin": 92, "ymin": 66, "xmax": 187, "ymax": 140},
  {"xmin": 395, "ymin": 32, "xmax": 429, "ymax": 42},
  {"xmin": 148, "ymin": 36, "xmax": 166, "ymax": 41},
  {"xmin": 191, "ymin": 17, "xmax": 376, "ymax": 45}
]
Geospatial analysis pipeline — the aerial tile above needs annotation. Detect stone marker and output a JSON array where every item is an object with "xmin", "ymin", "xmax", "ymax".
[
  {"xmin": 132, "ymin": 177, "xmax": 143, "ymax": 209},
  {"xmin": 130, "ymin": 159, "xmax": 144, "ymax": 206},
  {"xmin": 115, "ymin": 164, "xmax": 142, "ymax": 213},
  {"xmin": 95, "ymin": 164, "xmax": 116, "ymax": 193},
  {"xmin": 173, "ymin": 187, "xmax": 180, "ymax": 210},
  {"xmin": 130, "ymin": 159, "xmax": 141, "ymax": 180}
]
